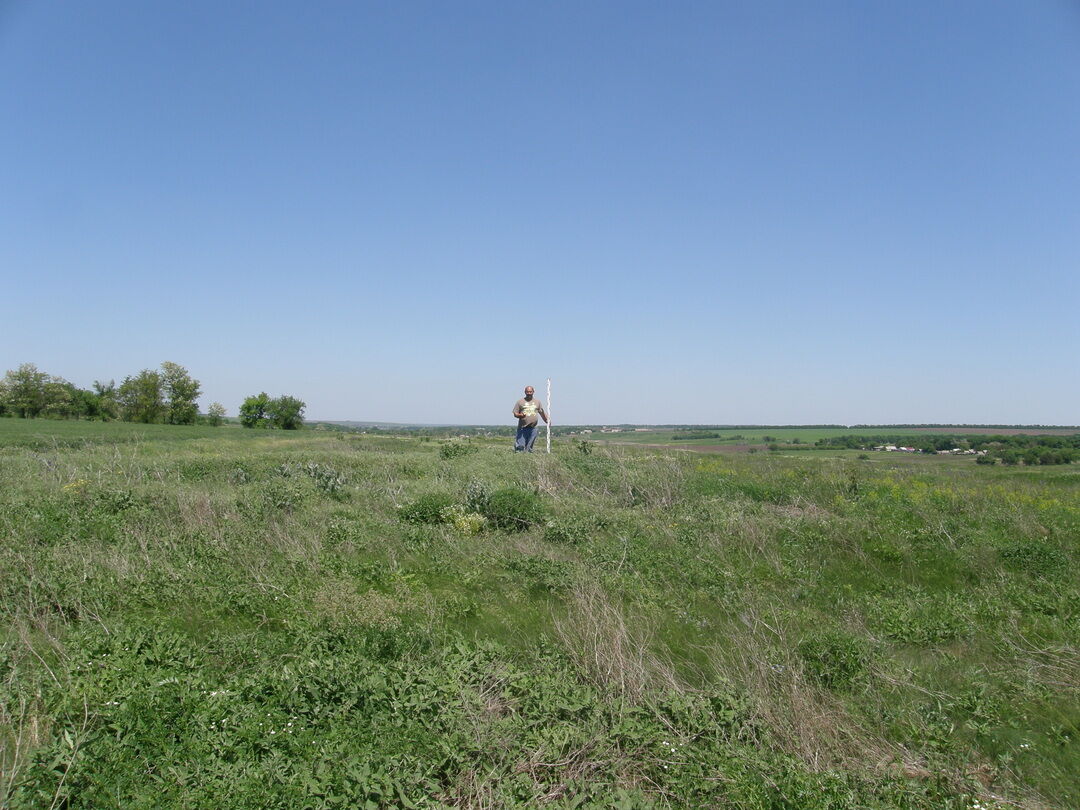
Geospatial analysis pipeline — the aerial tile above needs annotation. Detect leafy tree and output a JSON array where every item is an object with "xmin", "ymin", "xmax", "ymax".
[
  {"xmin": 69, "ymin": 387, "xmax": 104, "ymax": 420},
  {"xmin": 239, "ymin": 392, "xmax": 272, "ymax": 428},
  {"xmin": 93, "ymin": 380, "xmax": 120, "ymax": 420},
  {"xmin": 41, "ymin": 379, "xmax": 76, "ymax": 418},
  {"xmin": 267, "ymin": 395, "xmax": 306, "ymax": 430},
  {"xmin": 240, "ymin": 393, "xmax": 306, "ymax": 429},
  {"xmin": 161, "ymin": 361, "xmax": 202, "ymax": 425},
  {"xmin": 118, "ymin": 370, "xmax": 164, "ymax": 423},
  {"xmin": 1, "ymin": 363, "xmax": 49, "ymax": 418},
  {"xmin": 206, "ymin": 402, "xmax": 227, "ymax": 427}
]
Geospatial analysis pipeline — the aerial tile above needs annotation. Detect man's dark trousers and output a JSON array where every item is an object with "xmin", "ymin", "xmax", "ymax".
[{"xmin": 515, "ymin": 425, "xmax": 539, "ymax": 452}]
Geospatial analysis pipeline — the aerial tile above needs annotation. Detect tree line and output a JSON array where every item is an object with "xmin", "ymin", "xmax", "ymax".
[{"xmin": 0, "ymin": 363, "xmax": 305, "ymax": 430}]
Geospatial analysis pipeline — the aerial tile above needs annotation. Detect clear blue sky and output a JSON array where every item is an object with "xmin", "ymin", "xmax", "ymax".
[{"xmin": 2, "ymin": 1, "xmax": 1078, "ymax": 424}]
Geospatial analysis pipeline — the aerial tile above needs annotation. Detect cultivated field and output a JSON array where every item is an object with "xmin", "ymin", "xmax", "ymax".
[{"xmin": 1, "ymin": 421, "xmax": 1078, "ymax": 808}]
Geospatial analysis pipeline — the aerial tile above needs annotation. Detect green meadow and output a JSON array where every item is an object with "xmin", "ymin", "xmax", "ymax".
[
  {"xmin": 1, "ymin": 421, "xmax": 1078, "ymax": 808},
  {"xmin": 585, "ymin": 428, "xmax": 908, "ymax": 446}
]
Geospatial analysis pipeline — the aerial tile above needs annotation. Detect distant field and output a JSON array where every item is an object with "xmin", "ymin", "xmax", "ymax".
[
  {"xmin": 586, "ymin": 426, "xmax": 1080, "ymax": 448},
  {"xmin": 585, "ymin": 428, "xmax": 879, "ymax": 445},
  {"xmin": 0, "ymin": 418, "xmax": 307, "ymax": 450}
]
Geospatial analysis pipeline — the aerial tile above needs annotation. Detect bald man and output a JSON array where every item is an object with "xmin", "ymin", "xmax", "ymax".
[{"xmin": 512, "ymin": 385, "xmax": 549, "ymax": 452}]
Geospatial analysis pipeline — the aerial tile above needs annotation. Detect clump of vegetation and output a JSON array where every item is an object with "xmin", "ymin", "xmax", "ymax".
[
  {"xmin": 259, "ymin": 478, "xmax": 306, "ymax": 512},
  {"xmin": 276, "ymin": 461, "xmax": 348, "ymax": 497},
  {"xmin": 398, "ymin": 492, "xmax": 456, "ymax": 524},
  {"xmin": 228, "ymin": 465, "xmax": 251, "ymax": 484},
  {"xmin": 482, "ymin": 487, "xmax": 546, "ymax": 531},
  {"xmin": 438, "ymin": 440, "xmax": 477, "ymax": 460},
  {"xmin": 439, "ymin": 503, "xmax": 487, "ymax": 535},
  {"xmin": 797, "ymin": 630, "xmax": 872, "ymax": 690},
  {"xmin": 507, "ymin": 555, "xmax": 573, "ymax": 592},
  {"xmin": 463, "ymin": 478, "xmax": 491, "ymax": 513},
  {"xmin": 999, "ymin": 539, "xmax": 1068, "ymax": 578},
  {"xmin": 543, "ymin": 514, "xmax": 594, "ymax": 545}
]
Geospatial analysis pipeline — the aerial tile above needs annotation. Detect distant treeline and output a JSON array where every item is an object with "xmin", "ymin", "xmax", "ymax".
[
  {"xmin": 818, "ymin": 434, "xmax": 1080, "ymax": 465},
  {"xmin": 671, "ymin": 431, "xmax": 745, "ymax": 441},
  {"xmin": 0, "ymin": 362, "xmax": 221, "ymax": 425},
  {"xmin": 0, "ymin": 362, "xmax": 306, "ymax": 430},
  {"xmin": 849, "ymin": 424, "xmax": 1080, "ymax": 430}
]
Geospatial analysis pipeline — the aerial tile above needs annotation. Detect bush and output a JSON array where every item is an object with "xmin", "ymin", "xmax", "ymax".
[
  {"xmin": 398, "ymin": 492, "xmax": 456, "ymax": 525},
  {"xmin": 797, "ymin": 631, "xmax": 871, "ymax": 690},
  {"xmin": 439, "ymin": 441, "xmax": 477, "ymax": 460},
  {"xmin": 483, "ymin": 488, "xmax": 546, "ymax": 531}
]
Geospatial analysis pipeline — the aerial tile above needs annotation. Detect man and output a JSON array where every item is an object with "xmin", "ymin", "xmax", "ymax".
[{"xmin": 512, "ymin": 385, "xmax": 549, "ymax": 452}]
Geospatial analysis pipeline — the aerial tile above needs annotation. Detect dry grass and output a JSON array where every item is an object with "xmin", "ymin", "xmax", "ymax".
[
  {"xmin": 0, "ymin": 694, "xmax": 51, "ymax": 800},
  {"xmin": 554, "ymin": 579, "xmax": 679, "ymax": 702},
  {"xmin": 708, "ymin": 604, "xmax": 894, "ymax": 772}
]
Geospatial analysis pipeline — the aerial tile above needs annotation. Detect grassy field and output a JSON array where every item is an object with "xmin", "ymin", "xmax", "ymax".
[
  {"xmin": 583, "ymin": 428, "xmax": 889, "ymax": 445},
  {"xmin": 1, "ymin": 420, "xmax": 1078, "ymax": 808},
  {"xmin": 0, "ymin": 417, "xmax": 281, "ymax": 450},
  {"xmin": 586, "ymin": 427, "xmax": 1080, "ymax": 448}
]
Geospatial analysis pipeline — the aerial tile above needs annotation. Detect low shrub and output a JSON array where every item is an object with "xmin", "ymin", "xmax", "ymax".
[
  {"xmin": 398, "ymin": 492, "xmax": 455, "ymax": 525},
  {"xmin": 483, "ymin": 488, "xmax": 546, "ymax": 531},
  {"xmin": 439, "ymin": 441, "xmax": 477, "ymax": 460}
]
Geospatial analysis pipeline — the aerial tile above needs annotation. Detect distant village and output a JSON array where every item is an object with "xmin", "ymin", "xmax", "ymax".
[
  {"xmin": 566, "ymin": 427, "xmax": 651, "ymax": 435},
  {"xmin": 873, "ymin": 445, "xmax": 987, "ymax": 456}
]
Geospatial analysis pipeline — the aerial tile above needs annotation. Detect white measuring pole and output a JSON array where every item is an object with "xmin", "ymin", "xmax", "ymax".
[{"xmin": 546, "ymin": 377, "xmax": 552, "ymax": 454}]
